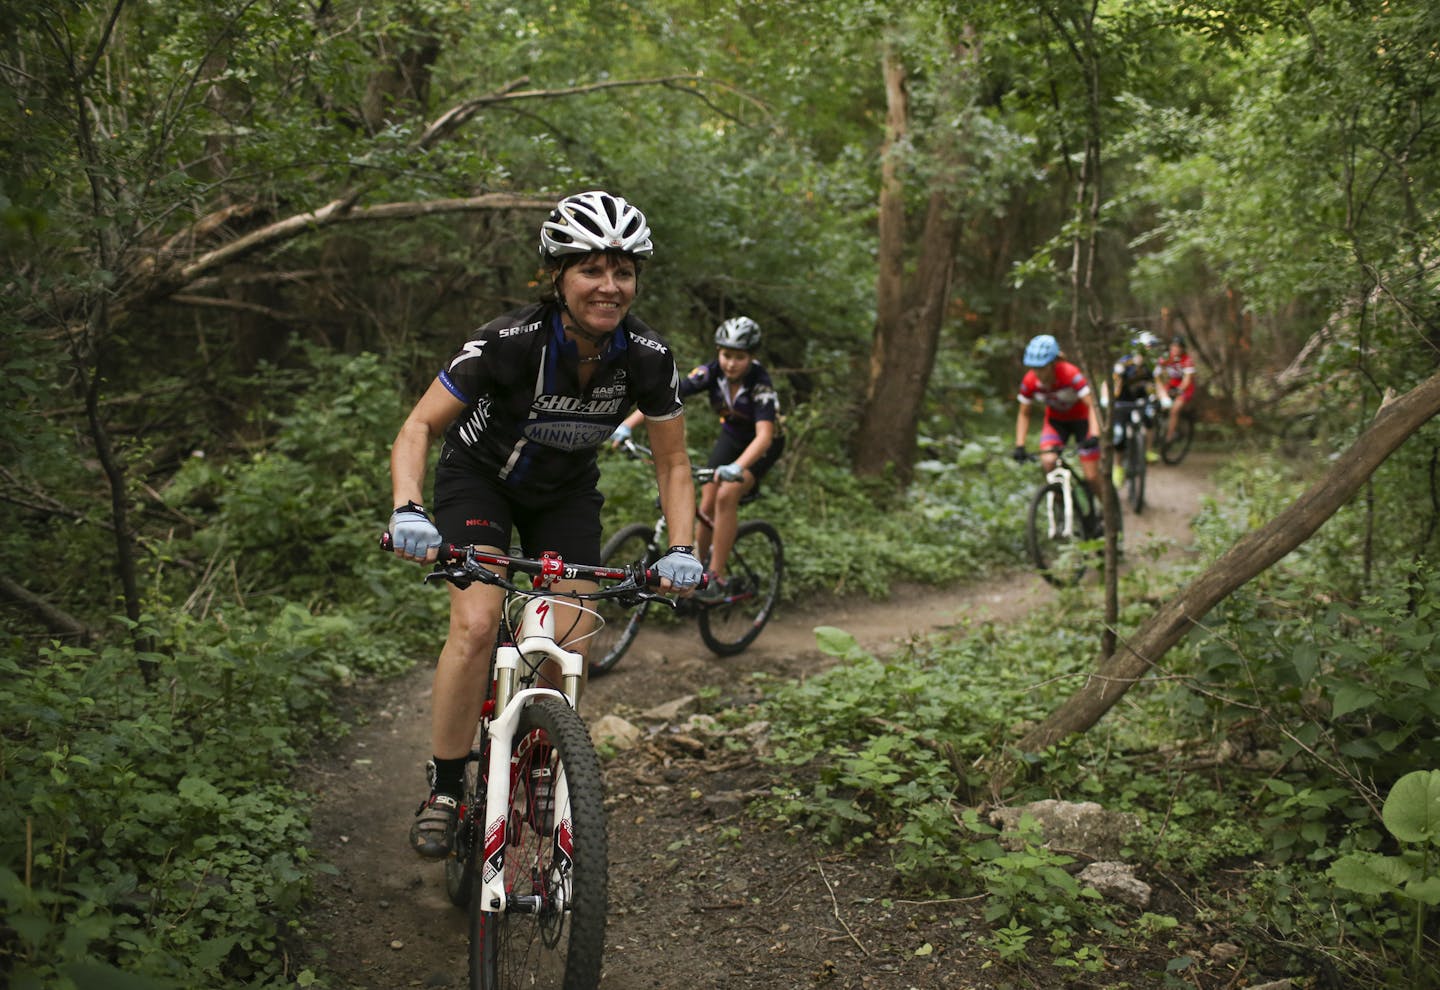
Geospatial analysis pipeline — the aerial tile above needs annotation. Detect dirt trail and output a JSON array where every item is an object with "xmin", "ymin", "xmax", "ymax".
[{"xmin": 304, "ymin": 453, "xmax": 1220, "ymax": 990}]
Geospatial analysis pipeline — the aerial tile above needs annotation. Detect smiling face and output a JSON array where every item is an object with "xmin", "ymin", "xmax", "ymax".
[
  {"xmin": 556, "ymin": 252, "xmax": 638, "ymax": 337},
  {"xmin": 717, "ymin": 346, "xmax": 754, "ymax": 382}
]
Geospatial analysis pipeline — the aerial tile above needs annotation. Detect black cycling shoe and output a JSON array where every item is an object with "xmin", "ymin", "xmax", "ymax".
[{"xmin": 410, "ymin": 792, "xmax": 460, "ymax": 859}]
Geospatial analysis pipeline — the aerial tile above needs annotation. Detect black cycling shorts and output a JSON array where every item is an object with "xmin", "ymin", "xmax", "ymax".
[
  {"xmin": 708, "ymin": 431, "xmax": 785, "ymax": 488},
  {"xmin": 433, "ymin": 452, "xmax": 604, "ymax": 565}
]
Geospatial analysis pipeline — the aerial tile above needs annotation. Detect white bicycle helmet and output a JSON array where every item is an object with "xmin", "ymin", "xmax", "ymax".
[
  {"xmin": 1132, "ymin": 330, "xmax": 1160, "ymax": 350},
  {"xmin": 539, "ymin": 190, "xmax": 654, "ymax": 262},
  {"xmin": 714, "ymin": 316, "xmax": 762, "ymax": 351},
  {"xmin": 1023, "ymin": 334, "xmax": 1060, "ymax": 367}
]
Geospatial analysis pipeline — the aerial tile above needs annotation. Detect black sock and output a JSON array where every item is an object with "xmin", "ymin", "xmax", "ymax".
[{"xmin": 430, "ymin": 755, "xmax": 467, "ymax": 798}]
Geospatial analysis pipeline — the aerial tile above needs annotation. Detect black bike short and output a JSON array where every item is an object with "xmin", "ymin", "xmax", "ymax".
[
  {"xmin": 708, "ymin": 431, "xmax": 785, "ymax": 490},
  {"xmin": 432, "ymin": 454, "xmax": 603, "ymax": 564}
]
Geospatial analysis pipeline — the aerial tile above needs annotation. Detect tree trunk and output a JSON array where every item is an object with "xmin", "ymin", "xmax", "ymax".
[
  {"xmin": 1001, "ymin": 371, "xmax": 1440, "ymax": 767},
  {"xmin": 853, "ymin": 44, "xmax": 965, "ymax": 484}
]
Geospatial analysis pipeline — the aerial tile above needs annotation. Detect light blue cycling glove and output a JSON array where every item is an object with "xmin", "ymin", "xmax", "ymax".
[
  {"xmin": 717, "ymin": 462, "xmax": 745, "ymax": 482},
  {"xmin": 609, "ymin": 423, "xmax": 632, "ymax": 445},
  {"xmin": 654, "ymin": 545, "xmax": 704, "ymax": 589},
  {"xmin": 390, "ymin": 502, "xmax": 442, "ymax": 558}
]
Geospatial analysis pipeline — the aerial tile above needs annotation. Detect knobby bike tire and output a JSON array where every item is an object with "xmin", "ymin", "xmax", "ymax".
[
  {"xmin": 1027, "ymin": 481, "xmax": 1090, "ymax": 587},
  {"xmin": 1160, "ymin": 413, "xmax": 1195, "ymax": 465},
  {"xmin": 470, "ymin": 695, "xmax": 608, "ymax": 990},
  {"xmin": 697, "ymin": 519, "xmax": 784, "ymax": 657},
  {"xmin": 1125, "ymin": 427, "xmax": 1147, "ymax": 514},
  {"xmin": 587, "ymin": 522, "xmax": 656, "ymax": 676}
]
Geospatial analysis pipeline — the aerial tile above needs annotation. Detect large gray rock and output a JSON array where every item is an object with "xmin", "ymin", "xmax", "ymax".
[{"xmin": 988, "ymin": 799, "xmax": 1141, "ymax": 861}]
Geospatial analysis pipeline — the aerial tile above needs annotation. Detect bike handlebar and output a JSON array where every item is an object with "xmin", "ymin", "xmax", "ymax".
[
  {"xmin": 380, "ymin": 533, "xmax": 697, "ymax": 605},
  {"xmin": 615, "ymin": 438, "xmax": 717, "ymax": 484}
]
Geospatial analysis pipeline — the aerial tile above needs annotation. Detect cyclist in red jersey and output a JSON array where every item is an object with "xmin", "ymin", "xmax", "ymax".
[
  {"xmin": 1154, "ymin": 334, "xmax": 1197, "ymax": 443},
  {"xmin": 386, "ymin": 191, "xmax": 703, "ymax": 860},
  {"xmin": 1012, "ymin": 333, "xmax": 1103, "ymax": 497}
]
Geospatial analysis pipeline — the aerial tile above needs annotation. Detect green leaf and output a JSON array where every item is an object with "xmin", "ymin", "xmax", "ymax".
[
  {"xmin": 1329, "ymin": 853, "xmax": 1398, "ymax": 894},
  {"xmin": 1330, "ymin": 684, "xmax": 1379, "ymax": 718},
  {"xmin": 1290, "ymin": 642, "xmax": 1318, "ymax": 684},
  {"xmin": 814, "ymin": 626, "xmax": 867, "ymax": 661},
  {"xmin": 1403, "ymin": 876, "xmax": 1440, "ymax": 907},
  {"xmin": 1381, "ymin": 769, "xmax": 1440, "ymax": 845}
]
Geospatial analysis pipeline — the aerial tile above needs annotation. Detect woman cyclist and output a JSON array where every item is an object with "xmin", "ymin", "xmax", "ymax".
[
  {"xmin": 1154, "ymin": 333, "xmax": 1197, "ymax": 443},
  {"xmin": 1013, "ymin": 333, "xmax": 1104, "ymax": 499},
  {"xmin": 387, "ymin": 190, "xmax": 704, "ymax": 859},
  {"xmin": 1110, "ymin": 330, "xmax": 1161, "ymax": 444},
  {"xmin": 612, "ymin": 316, "xmax": 783, "ymax": 600}
]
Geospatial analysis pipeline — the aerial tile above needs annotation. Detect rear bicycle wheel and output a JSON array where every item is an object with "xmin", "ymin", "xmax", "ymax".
[
  {"xmin": 1160, "ymin": 412, "xmax": 1194, "ymax": 465},
  {"xmin": 1125, "ymin": 428, "xmax": 1147, "ymax": 513},
  {"xmin": 1027, "ymin": 482, "xmax": 1087, "ymax": 587},
  {"xmin": 471, "ymin": 696, "xmax": 607, "ymax": 990},
  {"xmin": 587, "ymin": 523, "xmax": 655, "ymax": 676},
  {"xmin": 697, "ymin": 519, "xmax": 783, "ymax": 657}
]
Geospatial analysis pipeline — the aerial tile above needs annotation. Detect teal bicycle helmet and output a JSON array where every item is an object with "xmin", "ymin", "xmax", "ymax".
[{"xmin": 1023, "ymin": 334, "xmax": 1060, "ymax": 367}]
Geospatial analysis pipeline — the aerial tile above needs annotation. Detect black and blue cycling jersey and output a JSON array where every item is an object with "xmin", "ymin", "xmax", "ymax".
[
  {"xmin": 678, "ymin": 359, "xmax": 781, "ymax": 445},
  {"xmin": 436, "ymin": 301, "xmax": 683, "ymax": 495}
]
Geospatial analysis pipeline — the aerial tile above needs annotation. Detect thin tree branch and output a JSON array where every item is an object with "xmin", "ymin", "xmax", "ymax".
[{"xmin": 1, "ymin": 576, "xmax": 100, "ymax": 644}]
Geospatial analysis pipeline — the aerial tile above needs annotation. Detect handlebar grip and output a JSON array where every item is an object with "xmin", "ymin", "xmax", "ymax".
[
  {"xmin": 380, "ymin": 532, "xmax": 463, "ymax": 562},
  {"xmin": 641, "ymin": 567, "xmax": 709, "ymax": 590}
]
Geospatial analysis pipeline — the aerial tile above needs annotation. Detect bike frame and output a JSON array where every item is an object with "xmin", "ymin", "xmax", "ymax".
[
  {"xmin": 1043, "ymin": 460, "xmax": 1081, "ymax": 539},
  {"xmin": 477, "ymin": 594, "xmax": 583, "ymax": 914}
]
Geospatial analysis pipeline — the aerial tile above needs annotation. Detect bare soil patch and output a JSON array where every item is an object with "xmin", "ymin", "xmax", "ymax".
[{"xmin": 304, "ymin": 454, "xmax": 1240, "ymax": 989}]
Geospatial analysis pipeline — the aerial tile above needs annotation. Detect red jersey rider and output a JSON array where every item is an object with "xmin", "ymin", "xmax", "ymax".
[
  {"xmin": 1154, "ymin": 334, "xmax": 1197, "ymax": 442},
  {"xmin": 1012, "ymin": 333, "xmax": 1103, "ymax": 498}
]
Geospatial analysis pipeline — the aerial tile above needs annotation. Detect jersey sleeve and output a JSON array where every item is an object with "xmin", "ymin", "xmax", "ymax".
[
  {"xmin": 752, "ymin": 368, "xmax": 781, "ymax": 422},
  {"xmin": 437, "ymin": 333, "xmax": 495, "ymax": 405},
  {"xmin": 677, "ymin": 363, "xmax": 713, "ymax": 400}
]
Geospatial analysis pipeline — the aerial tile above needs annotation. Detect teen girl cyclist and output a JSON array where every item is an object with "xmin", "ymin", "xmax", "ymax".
[{"xmin": 612, "ymin": 316, "xmax": 783, "ymax": 600}]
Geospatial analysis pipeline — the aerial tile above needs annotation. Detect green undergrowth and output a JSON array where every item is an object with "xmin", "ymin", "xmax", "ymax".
[
  {"xmin": 2, "ymin": 352, "xmax": 1039, "ymax": 988},
  {"xmin": 742, "ymin": 450, "xmax": 1440, "ymax": 987}
]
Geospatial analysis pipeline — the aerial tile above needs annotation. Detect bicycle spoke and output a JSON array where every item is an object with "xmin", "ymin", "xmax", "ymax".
[
  {"xmin": 698, "ymin": 520, "xmax": 783, "ymax": 656},
  {"xmin": 472, "ymin": 698, "xmax": 606, "ymax": 990}
]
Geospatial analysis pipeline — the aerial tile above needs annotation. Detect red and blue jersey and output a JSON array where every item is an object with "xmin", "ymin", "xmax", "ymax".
[{"xmin": 1018, "ymin": 360, "xmax": 1093, "ymax": 423}]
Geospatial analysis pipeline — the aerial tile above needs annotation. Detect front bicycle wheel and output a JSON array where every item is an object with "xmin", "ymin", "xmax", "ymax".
[
  {"xmin": 587, "ymin": 523, "xmax": 655, "ymax": 676},
  {"xmin": 471, "ymin": 696, "xmax": 607, "ymax": 990},
  {"xmin": 1027, "ymin": 482, "xmax": 1088, "ymax": 587},
  {"xmin": 1125, "ymin": 428, "xmax": 1147, "ymax": 514},
  {"xmin": 697, "ymin": 519, "xmax": 783, "ymax": 657},
  {"xmin": 1160, "ymin": 412, "xmax": 1194, "ymax": 465}
]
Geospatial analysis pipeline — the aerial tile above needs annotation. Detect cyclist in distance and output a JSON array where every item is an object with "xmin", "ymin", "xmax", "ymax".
[
  {"xmin": 1154, "ymin": 333, "xmax": 1197, "ymax": 443},
  {"xmin": 1013, "ymin": 333, "xmax": 1104, "ymax": 499},
  {"xmin": 1111, "ymin": 330, "xmax": 1161, "ymax": 441},
  {"xmin": 611, "ymin": 316, "xmax": 784, "ymax": 600},
  {"xmin": 387, "ymin": 190, "xmax": 704, "ymax": 860}
]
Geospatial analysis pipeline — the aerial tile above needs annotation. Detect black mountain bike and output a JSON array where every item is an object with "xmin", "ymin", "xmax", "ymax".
[
  {"xmin": 1112, "ymin": 397, "xmax": 1158, "ymax": 513},
  {"xmin": 589, "ymin": 440, "xmax": 784, "ymax": 673},
  {"xmin": 1157, "ymin": 403, "xmax": 1196, "ymax": 465}
]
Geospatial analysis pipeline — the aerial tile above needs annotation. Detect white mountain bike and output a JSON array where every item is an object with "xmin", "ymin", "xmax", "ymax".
[{"xmin": 386, "ymin": 537, "xmax": 673, "ymax": 989}]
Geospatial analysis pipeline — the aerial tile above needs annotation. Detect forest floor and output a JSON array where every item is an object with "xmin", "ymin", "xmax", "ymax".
[{"xmin": 302, "ymin": 451, "xmax": 1274, "ymax": 990}]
